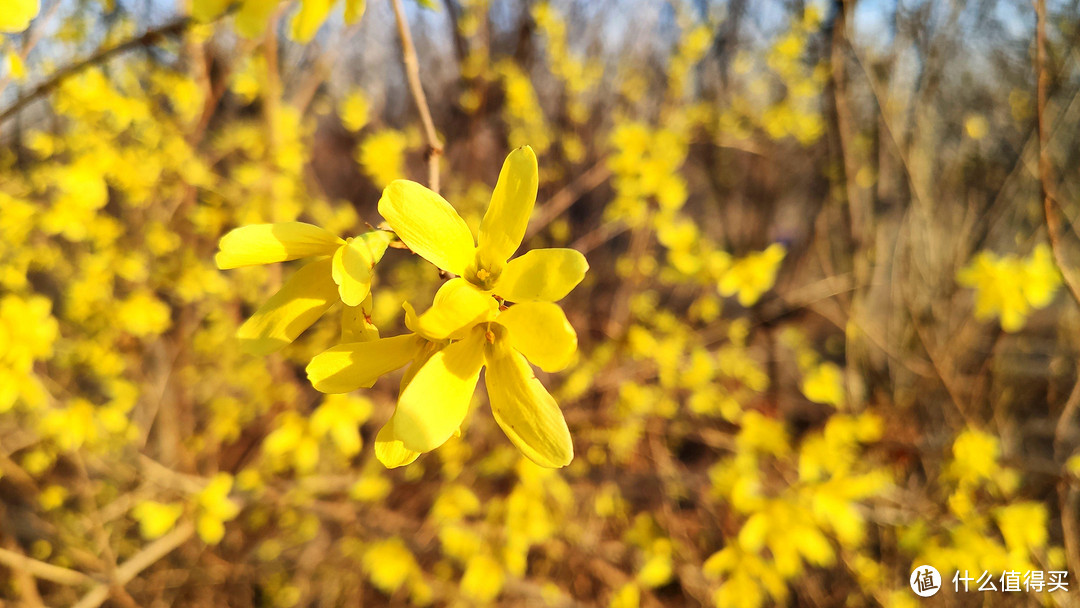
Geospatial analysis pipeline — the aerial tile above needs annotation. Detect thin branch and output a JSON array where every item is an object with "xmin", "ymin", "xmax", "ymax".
[
  {"xmin": 0, "ymin": 547, "xmax": 95, "ymax": 587},
  {"xmin": 0, "ymin": 18, "xmax": 192, "ymax": 126},
  {"xmin": 71, "ymin": 522, "xmax": 195, "ymax": 608},
  {"xmin": 526, "ymin": 160, "xmax": 612, "ymax": 240},
  {"xmin": 1035, "ymin": 0, "xmax": 1080, "ymax": 306},
  {"xmin": 390, "ymin": 0, "xmax": 443, "ymax": 193}
]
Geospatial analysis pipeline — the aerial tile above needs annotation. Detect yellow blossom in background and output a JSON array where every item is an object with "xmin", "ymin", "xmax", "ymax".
[
  {"xmin": 801, "ymin": 361, "xmax": 845, "ymax": 407},
  {"xmin": 196, "ymin": 473, "xmax": 241, "ymax": 544},
  {"xmin": 958, "ymin": 244, "xmax": 1060, "ymax": 332},
  {"xmin": 0, "ymin": 0, "xmax": 39, "ymax": 32},
  {"xmin": 719, "ymin": 244, "xmax": 785, "ymax": 306},
  {"xmin": 131, "ymin": 500, "xmax": 184, "ymax": 539},
  {"xmin": 358, "ymin": 129, "xmax": 408, "ymax": 188},
  {"xmin": 339, "ymin": 88, "xmax": 370, "ymax": 132},
  {"xmin": 118, "ymin": 289, "xmax": 172, "ymax": 337}
]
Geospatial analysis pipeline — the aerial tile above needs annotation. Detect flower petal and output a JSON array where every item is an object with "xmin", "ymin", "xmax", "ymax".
[
  {"xmin": 494, "ymin": 248, "xmax": 589, "ymax": 302},
  {"xmin": 332, "ymin": 231, "xmax": 393, "ymax": 306},
  {"xmin": 394, "ymin": 326, "xmax": 486, "ymax": 453},
  {"xmin": 484, "ymin": 338, "xmax": 573, "ymax": 468},
  {"xmin": 495, "ymin": 302, "xmax": 577, "ymax": 372},
  {"xmin": 306, "ymin": 334, "xmax": 421, "ymax": 393},
  {"xmin": 378, "ymin": 180, "xmax": 475, "ymax": 275},
  {"xmin": 341, "ymin": 293, "xmax": 380, "ymax": 342},
  {"xmin": 374, "ymin": 417, "xmax": 421, "ymax": 469},
  {"xmin": 236, "ymin": 258, "xmax": 338, "ymax": 355},
  {"xmin": 216, "ymin": 222, "xmax": 344, "ymax": 269},
  {"xmin": 409, "ymin": 278, "xmax": 497, "ymax": 341},
  {"xmin": 477, "ymin": 146, "xmax": 538, "ymax": 271}
]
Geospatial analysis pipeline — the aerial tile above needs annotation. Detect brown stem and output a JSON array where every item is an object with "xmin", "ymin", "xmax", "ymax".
[
  {"xmin": 0, "ymin": 18, "xmax": 192, "ymax": 127},
  {"xmin": 390, "ymin": 0, "xmax": 443, "ymax": 193}
]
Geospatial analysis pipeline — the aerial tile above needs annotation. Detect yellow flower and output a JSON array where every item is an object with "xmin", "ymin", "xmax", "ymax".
[
  {"xmin": 307, "ymin": 280, "xmax": 578, "ymax": 469},
  {"xmin": 0, "ymin": 0, "xmax": 38, "ymax": 33},
  {"xmin": 378, "ymin": 145, "xmax": 588, "ymax": 299},
  {"xmin": 718, "ymin": 244, "xmax": 785, "ymax": 306},
  {"xmin": 131, "ymin": 500, "xmax": 184, "ymax": 539},
  {"xmin": 196, "ymin": 473, "xmax": 241, "ymax": 545},
  {"xmin": 801, "ymin": 362, "xmax": 845, "ymax": 407},
  {"xmin": 307, "ymin": 148, "xmax": 586, "ymax": 469},
  {"xmin": 339, "ymin": 88, "xmax": 370, "ymax": 132},
  {"xmin": 216, "ymin": 223, "xmax": 393, "ymax": 354}
]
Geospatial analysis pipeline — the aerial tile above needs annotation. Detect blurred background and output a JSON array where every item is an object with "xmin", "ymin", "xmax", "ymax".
[{"xmin": 2, "ymin": 0, "xmax": 1080, "ymax": 606}]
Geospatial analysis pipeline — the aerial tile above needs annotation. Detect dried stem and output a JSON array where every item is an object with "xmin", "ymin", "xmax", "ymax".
[{"xmin": 390, "ymin": 0, "xmax": 443, "ymax": 193}]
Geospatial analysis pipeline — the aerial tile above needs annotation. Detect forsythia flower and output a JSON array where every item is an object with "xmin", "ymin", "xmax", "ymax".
[
  {"xmin": 801, "ymin": 361, "xmax": 845, "ymax": 407},
  {"xmin": 216, "ymin": 223, "xmax": 393, "ymax": 354},
  {"xmin": 957, "ymin": 243, "xmax": 1061, "ymax": 332},
  {"xmin": 719, "ymin": 244, "xmax": 786, "ymax": 306},
  {"xmin": 131, "ymin": 500, "xmax": 184, "ymax": 539},
  {"xmin": 308, "ymin": 146, "xmax": 586, "ymax": 469},
  {"xmin": 379, "ymin": 145, "xmax": 588, "ymax": 298},
  {"xmin": 196, "ymin": 473, "xmax": 241, "ymax": 545},
  {"xmin": 0, "ymin": 0, "xmax": 38, "ymax": 32}
]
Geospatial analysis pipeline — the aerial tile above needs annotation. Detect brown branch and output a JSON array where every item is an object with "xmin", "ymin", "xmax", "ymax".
[
  {"xmin": 71, "ymin": 522, "xmax": 195, "ymax": 608},
  {"xmin": 526, "ymin": 160, "xmax": 612, "ymax": 240},
  {"xmin": 1036, "ymin": 0, "xmax": 1080, "ymax": 307},
  {"xmin": 0, "ymin": 547, "xmax": 95, "ymax": 587},
  {"xmin": 390, "ymin": 0, "xmax": 443, "ymax": 193},
  {"xmin": 0, "ymin": 18, "xmax": 193, "ymax": 126}
]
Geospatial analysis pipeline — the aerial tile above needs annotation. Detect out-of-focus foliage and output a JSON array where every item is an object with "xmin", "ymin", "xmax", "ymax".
[{"xmin": 1, "ymin": 0, "xmax": 1080, "ymax": 606}]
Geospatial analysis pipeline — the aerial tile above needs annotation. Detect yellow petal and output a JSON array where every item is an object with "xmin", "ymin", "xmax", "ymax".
[
  {"xmin": 476, "ymin": 146, "xmax": 538, "ymax": 271},
  {"xmin": 374, "ymin": 418, "xmax": 421, "ymax": 468},
  {"xmin": 191, "ymin": 0, "xmax": 228, "ymax": 23},
  {"xmin": 0, "ymin": 0, "xmax": 37, "ymax": 32},
  {"xmin": 495, "ymin": 302, "xmax": 576, "ymax": 372},
  {"xmin": 484, "ymin": 337, "xmax": 573, "ymax": 468},
  {"xmin": 236, "ymin": 258, "xmax": 338, "ymax": 355},
  {"xmin": 409, "ymin": 278, "xmax": 497, "ymax": 340},
  {"xmin": 341, "ymin": 293, "xmax": 380, "ymax": 342},
  {"xmin": 394, "ymin": 326, "xmax": 486, "ymax": 453},
  {"xmin": 494, "ymin": 248, "xmax": 588, "ymax": 302},
  {"xmin": 332, "ymin": 231, "xmax": 393, "ymax": 306},
  {"xmin": 216, "ymin": 222, "xmax": 343, "ymax": 269},
  {"xmin": 378, "ymin": 180, "xmax": 475, "ymax": 275},
  {"xmin": 306, "ymin": 334, "xmax": 421, "ymax": 393},
  {"xmin": 290, "ymin": 0, "xmax": 335, "ymax": 42},
  {"xmin": 344, "ymin": 0, "xmax": 366, "ymax": 23},
  {"xmin": 235, "ymin": 0, "xmax": 277, "ymax": 38}
]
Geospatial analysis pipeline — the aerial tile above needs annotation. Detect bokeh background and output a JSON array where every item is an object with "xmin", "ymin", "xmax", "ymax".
[{"xmin": 2, "ymin": 0, "xmax": 1080, "ymax": 606}]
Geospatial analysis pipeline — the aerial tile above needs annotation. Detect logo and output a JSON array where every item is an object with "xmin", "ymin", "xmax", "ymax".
[{"xmin": 911, "ymin": 565, "xmax": 941, "ymax": 597}]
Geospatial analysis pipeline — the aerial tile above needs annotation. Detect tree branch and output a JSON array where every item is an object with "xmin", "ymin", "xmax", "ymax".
[
  {"xmin": 390, "ymin": 0, "xmax": 443, "ymax": 193},
  {"xmin": 0, "ymin": 17, "xmax": 192, "ymax": 127}
]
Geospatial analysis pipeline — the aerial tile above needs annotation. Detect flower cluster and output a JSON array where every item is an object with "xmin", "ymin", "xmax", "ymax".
[{"xmin": 218, "ymin": 146, "xmax": 588, "ymax": 468}]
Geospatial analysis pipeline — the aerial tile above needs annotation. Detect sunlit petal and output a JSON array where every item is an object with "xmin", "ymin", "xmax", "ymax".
[
  {"xmin": 215, "ymin": 222, "xmax": 343, "ymax": 269},
  {"xmin": 477, "ymin": 146, "xmax": 538, "ymax": 270},
  {"xmin": 341, "ymin": 293, "xmax": 380, "ymax": 343},
  {"xmin": 410, "ymin": 278, "xmax": 498, "ymax": 341},
  {"xmin": 484, "ymin": 338, "xmax": 573, "ymax": 468},
  {"xmin": 378, "ymin": 180, "xmax": 475, "ymax": 275},
  {"xmin": 306, "ymin": 334, "xmax": 421, "ymax": 393},
  {"xmin": 494, "ymin": 248, "xmax": 589, "ymax": 302},
  {"xmin": 236, "ymin": 258, "xmax": 338, "ymax": 355},
  {"xmin": 332, "ymin": 230, "xmax": 393, "ymax": 306},
  {"xmin": 374, "ymin": 417, "xmax": 421, "ymax": 468},
  {"xmin": 394, "ymin": 326, "xmax": 486, "ymax": 453},
  {"xmin": 495, "ymin": 302, "xmax": 577, "ymax": 372}
]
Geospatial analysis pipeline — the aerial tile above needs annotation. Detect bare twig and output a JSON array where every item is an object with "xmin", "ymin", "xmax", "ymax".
[
  {"xmin": 0, "ymin": 547, "xmax": 94, "ymax": 587},
  {"xmin": 71, "ymin": 522, "xmax": 196, "ymax": 608},
  {"xmin": 526, "ymin": 160, "xmax": 612, "ymax": 240},
  {"xmin": 0, "ymin": 18, "xmax": 192, "ymax": 126},
  {"xmin": 390, "ymin": 0, "xmax": 443, "ymax": 193}
]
